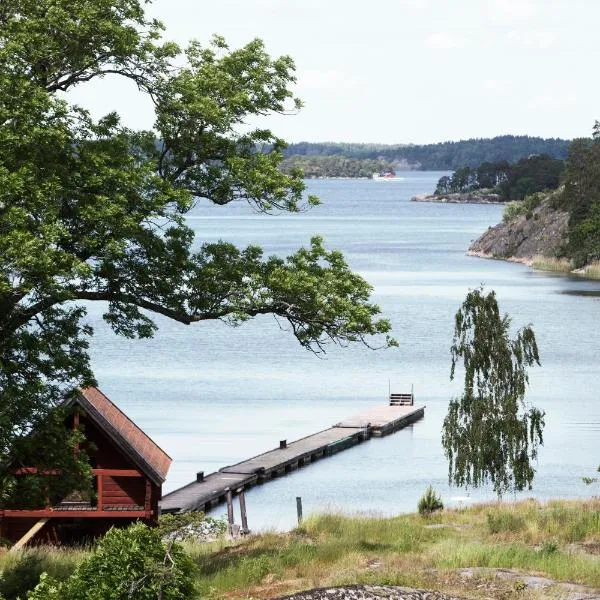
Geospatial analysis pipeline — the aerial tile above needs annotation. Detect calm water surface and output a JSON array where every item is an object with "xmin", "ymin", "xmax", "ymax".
[{"xmin": 87, "ymin": 173, "xmax": 600, "ymax": 529}]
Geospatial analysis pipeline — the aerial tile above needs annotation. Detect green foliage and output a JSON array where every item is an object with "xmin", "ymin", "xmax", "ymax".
[
  {"xmin": 417, "ymin": 486, "xmax": 444, "ymax": 515},
  {"xmin": 157, "ymin": 512, "xmax": 227, "ymax": 541},
  {"xmin": 28, "ymin": 524, "xmax": 195, "ymax": 600},
  {"xmin": 499, "ymin": 155, "xmax": 564, "ymax": 201},
  {"xmin": 502, "ymin": 192, "xmax": 545, "ymax": 223},
  {"xmin": 0, "ymin": 548, "xmax": 81, "ymax": 600},
  {"xmin": 502, "ymin": 201, "xmax": 526, "ymax": 222},
  {"xmin": 556, "ymin": 124, "xmax": 600, "ymax": 267},
  {"xmin": 582, "ymin": 464, "xmax": 600, "ymax": 487},
  {"xmin": 280, "ymin": 155, "xmax": 396, "ymax": 178},
  {"xmin": 442, "ymin": 288, "xmax": 544, "ymax": 498},
  {"xmin": 0, "ymin": 0, "xmax": 394, "ymax": 506},
  {"xmin": 283, "ymin": 136, "xmax": 571, "ymax": 170},
  {"xmin": 435, "ymin": 156, "xmax": 562, "ymax": 199},
  {"xmin": 0, "ymin": 553, "xmax": 45, "ymax": 600}
]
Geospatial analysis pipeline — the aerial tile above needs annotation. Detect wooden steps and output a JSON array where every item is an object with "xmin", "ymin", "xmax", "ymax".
[{"xmin": 389, "ymin": 393, "xmax": 414, "ymax": 406}]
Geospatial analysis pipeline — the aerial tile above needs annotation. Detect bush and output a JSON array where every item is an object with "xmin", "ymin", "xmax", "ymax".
[
  {"xmin": 29, "ymin": 523, "xmax": 195, "ymax": 600},
  {"xmin": 417, "ymin": 486, "xmax": 444, "ymax": 515},
  {"xmin": 158, "ymin": 512, "xmax": 227, "ymax": 542},
  {"xmin": 502, "ymin": 201, "xmax": 526, "ymax": 222}
]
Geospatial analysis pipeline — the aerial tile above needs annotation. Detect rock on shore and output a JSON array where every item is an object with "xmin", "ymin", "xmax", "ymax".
[
  {"xmin": 411, "ymin": 189, "xmax": 502, "ymax": 204},
  {"xmin": 467, "ymin": 198, "xmax": 569, "ymax": 263},
  {"xmin": 275, "ymin": 585, "xmax": 465, "ymax": 600}
]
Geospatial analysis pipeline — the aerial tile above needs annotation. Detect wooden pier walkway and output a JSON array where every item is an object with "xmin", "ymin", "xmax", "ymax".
[{"xmin": 160, "ymin": 404, "xmax": 424, "ymax": 514}]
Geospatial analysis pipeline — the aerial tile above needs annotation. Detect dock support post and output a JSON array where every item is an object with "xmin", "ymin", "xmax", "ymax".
[
  {"xmin": 238, "ymin": 489, "xmax": 249, "ymax": 534},
  {"xmin": 296, "ymin": 496, "xmax": 303, "ymax": 525},
  {"xmin": 226, "ymin": 488, "xmax": 234, "ymax": 533}
]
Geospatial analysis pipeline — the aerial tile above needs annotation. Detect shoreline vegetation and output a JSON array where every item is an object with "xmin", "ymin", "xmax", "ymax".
[
  {"xmin": 465, "ymin": 127, "xmax": 600, "ymax": 281},
  {"xmin": 4, "ymin": 499, "xmax": 599, "ymax": 599}
]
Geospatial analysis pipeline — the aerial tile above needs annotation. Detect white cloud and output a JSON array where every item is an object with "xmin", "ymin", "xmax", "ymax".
[
  {"xmin": 527, "ymin": 90, "xmax": 577, "ymax": 111},
  {"xmin": 483, "ymin": 78, "xmax": 513, "ymax": 92},
  {"xmin": 425, "ymin": 32, "xmax": 465, "ymax": 50},
  {"xmin": 298, "ymin": 69, "xmax": 364, "ymax": 91},
  {"xmin": 505, "ymin": 29, "xmax": 556, "ymax": 49},
  {"xmin": 488, "ymin": 0, "xmax": 537, "ymax": 23}
]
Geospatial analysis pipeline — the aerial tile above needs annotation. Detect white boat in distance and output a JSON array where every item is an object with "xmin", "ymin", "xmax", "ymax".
[{"xmin": 372, "ymin": 170, "xmax": 405, "ymax": 181}]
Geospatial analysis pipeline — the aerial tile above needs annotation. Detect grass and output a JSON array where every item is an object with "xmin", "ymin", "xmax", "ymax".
[
  {"xmin": 575, "ymin": 260, "xmax": 600, "ymax": 279},
  {"xmin": 530, "ymin": 255, "xmax": 573, "ymax": 273},
  {"xmin": 1, "ymin": 499, "xmax": 598, "ymax": 599},
  {"xmin": 186, "ymin": 499, "xmax": 600, "ymax": 598}
]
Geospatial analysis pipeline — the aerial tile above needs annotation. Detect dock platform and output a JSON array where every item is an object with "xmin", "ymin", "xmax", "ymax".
[{"xmin": 160, "ymin": 404, "xmax": 424, "ymax": 514}]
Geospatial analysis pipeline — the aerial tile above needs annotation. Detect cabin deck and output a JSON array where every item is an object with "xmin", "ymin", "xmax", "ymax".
[{"xmin": 160, "ymin": 403, "xmax": 424, "ymax": 514}]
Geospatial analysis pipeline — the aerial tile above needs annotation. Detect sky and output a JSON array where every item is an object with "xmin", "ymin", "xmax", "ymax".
[{"xmin": 68, "ymin": 0, "xmax": 600, "ymax": 145}]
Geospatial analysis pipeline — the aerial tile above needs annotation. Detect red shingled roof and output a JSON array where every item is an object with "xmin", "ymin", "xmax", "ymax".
[{"xmin": 72, "ymin": 387, "xmax": 172, "ymax": 485}]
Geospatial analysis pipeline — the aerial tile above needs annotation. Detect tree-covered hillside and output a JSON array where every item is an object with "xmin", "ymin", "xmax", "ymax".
[{"xmin": 284, "ymin": 136, "xmax": 571, "ymax": 171}]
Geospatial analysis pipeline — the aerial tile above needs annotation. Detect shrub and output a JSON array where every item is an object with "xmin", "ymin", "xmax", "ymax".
[
  {"xmin": 158, "ymin": 512, "xmax": 227, "ymax": 542},
  {"xmin": 502, "ymin": 201, "xmax": 526, "ymax": 223},
  {"xmin": 417, "ymin": 486, "xmax": 443, "ymax": 515},
  {"xmin": 29, "ymin": 523, "xmax": 195, "ymax": 600}
]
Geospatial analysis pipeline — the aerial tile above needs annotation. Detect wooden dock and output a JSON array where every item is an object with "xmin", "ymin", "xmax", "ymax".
[{"xmin": 160, "ymin": 404, "xmax": 424, "ymax": 514}]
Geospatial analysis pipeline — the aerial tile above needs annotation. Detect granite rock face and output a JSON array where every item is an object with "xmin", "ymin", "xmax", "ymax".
[
  {"xmin": 468, "ymin": 199, "xmax": 569, "ymax": 263},
  {"xmin": 274, "ymin": 586, "xmax": 465, "ymax": 600}
]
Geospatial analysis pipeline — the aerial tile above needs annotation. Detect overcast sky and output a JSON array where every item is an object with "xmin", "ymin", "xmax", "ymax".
[{"xmin": 69, "ymin": 0, "xmax": 599, "ymax": 144}]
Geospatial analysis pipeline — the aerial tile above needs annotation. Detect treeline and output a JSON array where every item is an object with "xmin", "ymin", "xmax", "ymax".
[
  {"xmin": 280, "ymin": 155, "xmax": 396, "ymax": 178},
  {"xmin": 435, "ymin": 155, "xmax": 564, "ymax": 201},
  {"xmin": 556, "ymin": 124, "xmax": 600, "ymax": 266},
  {"xmin": 283, "ymin": 135, "xmax": 570, "ymax": 170}
]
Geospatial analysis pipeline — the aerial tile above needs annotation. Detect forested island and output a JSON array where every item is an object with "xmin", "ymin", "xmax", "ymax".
[
  {"xmin": 280, "ymin": 135, "xmax": 570, "ymax": 177},
  {"xmin": 414, "ymin": 154, "xmax": 564, "ymax": 204},
  {"xmin": 469, "ymin": 125, "xmax": 600, "ymax": 278}
]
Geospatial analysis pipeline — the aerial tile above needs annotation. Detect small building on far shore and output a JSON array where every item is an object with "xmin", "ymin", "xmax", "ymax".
[{"xmin": 0, "ymin": 387, "xmax": 171, "ymax": 547}]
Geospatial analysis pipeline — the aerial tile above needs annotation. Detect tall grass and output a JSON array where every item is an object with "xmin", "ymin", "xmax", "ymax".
[
  {"xmin": 189, "ymin": 500, "xmax": 600, "ymax": 597},
  {"xmin": 577, "ymin": 260, "xmax": 600, "ymax": 279},
  {"xmin": 0, "ymin": 547, "xmax": 86, "ymax": 599},
  {"xmin": 531, "ymin": 255, "xmax": 572, "ymax": 272},
  {"xmin": 2, "ymin": 500, "xmax": 599, "ymax": 599}
]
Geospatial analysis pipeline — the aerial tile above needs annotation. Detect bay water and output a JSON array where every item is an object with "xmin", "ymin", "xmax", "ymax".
[{"xmin": 87, "ymin": 173, "xmax": 600, "ymax": 529}]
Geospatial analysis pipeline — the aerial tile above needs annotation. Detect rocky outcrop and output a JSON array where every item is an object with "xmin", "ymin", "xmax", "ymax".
[
  {"xmin": 275, "ymin": 586, "xmax": 465, "ymax": 600},
  {"xmin": 468, "ymin": 199, "xmax": 569, "ymax": 264},
  {"xmin": 412, "ymin": 189, "xmax": 502, "ymax": 204}
]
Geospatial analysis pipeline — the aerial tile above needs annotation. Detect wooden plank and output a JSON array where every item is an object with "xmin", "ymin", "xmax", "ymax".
[
  {"xmin": 160, "ymin": 403, "xmax": 425, "ymax": 515},
  {"xmin": 92, "ymin": 469, "xmax": 143, "ymax": 477},
  {"xmin": 10, "ymin": 518, "xmax": 49, "ymax": 552},
  {"xmin": 97, "ymin": 473, "xmax": 103, "ymax": 511},
  {"xmin": 220, "ymin": 428, "xmax": 365, "ymax": 476},
  {"xmin": 2, "ymin": 509, "xmax": 151, "ymax": 518}
]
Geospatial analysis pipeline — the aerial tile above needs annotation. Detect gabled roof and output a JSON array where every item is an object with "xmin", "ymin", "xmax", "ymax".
[{"xmin": 64, "ymin": 387, "xmax": 172, "ymax": 486}]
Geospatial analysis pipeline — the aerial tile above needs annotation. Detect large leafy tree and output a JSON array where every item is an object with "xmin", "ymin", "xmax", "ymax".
[
  {"xmin": 0, "ymin": 0, "xmax": 393, "ymax": 505},
  {"xmin": 559, "ymin": 123, "xmax": 600, "ymax": 267},
  {"xmin": 441, "ymin": 288, "xmax": 544, "ymax": 498}
]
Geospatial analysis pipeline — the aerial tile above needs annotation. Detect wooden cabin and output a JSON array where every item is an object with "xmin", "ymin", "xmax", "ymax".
[{"xmin": 0, "ymin": 387, "xmax": 171, "ymax": 547}]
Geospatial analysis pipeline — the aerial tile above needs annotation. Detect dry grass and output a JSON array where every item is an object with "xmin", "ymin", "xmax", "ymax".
[
  {"xmin": 189, "ymin": 499, "xmax": 600, "ymax": 599},
  {"xmin": 1, "ymin": 500, "xmax": 599, "ymax": 599},
  {"xmin": 530, "ymin": 255, "xmax": 572, "ymax": 273},
  {"xmin": 575, "ymin": 260, "xmax": 600, "ymax": 279}
]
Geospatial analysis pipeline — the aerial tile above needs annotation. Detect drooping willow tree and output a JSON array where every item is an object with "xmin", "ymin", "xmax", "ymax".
[{"xmin": 442, "ymin": 288, "xmax": 544, "ymax": 498}]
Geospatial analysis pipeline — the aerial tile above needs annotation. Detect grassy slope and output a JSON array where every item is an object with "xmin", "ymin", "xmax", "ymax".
[
  {"xmin": 2, "ymin": 500, "xmax": 599, "ymax": 599},
  {"xmin": 186, "ymin": 499, "xmax": 600, "ymax": 599}
]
